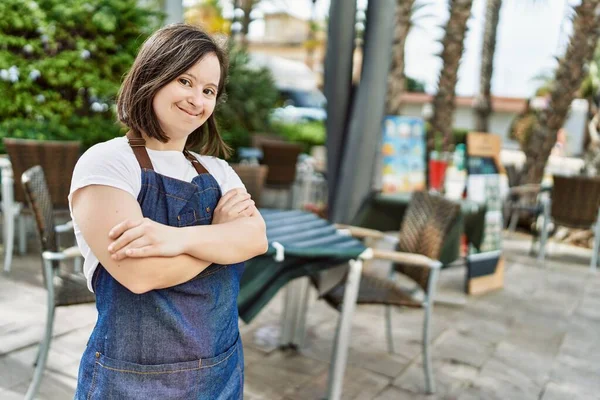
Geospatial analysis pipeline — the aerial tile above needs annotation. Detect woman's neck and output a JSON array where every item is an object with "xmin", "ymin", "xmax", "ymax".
[{"xmin": 142, "ymin": 134, "xmax": 186, "ymax": 152}]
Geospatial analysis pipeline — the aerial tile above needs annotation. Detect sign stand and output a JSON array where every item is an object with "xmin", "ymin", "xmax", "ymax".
[{"xmin": 465, "ymin": 132, "xmax": 505, "ymax": 295}]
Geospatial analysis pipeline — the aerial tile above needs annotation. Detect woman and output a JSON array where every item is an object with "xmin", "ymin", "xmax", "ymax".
[{"xmin": 70, "ymin": 24, "xmax": 268, "ymax": 399}]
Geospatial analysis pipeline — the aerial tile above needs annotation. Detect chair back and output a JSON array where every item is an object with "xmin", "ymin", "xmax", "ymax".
[
  {"xmin": 231, "ymin": 164, "xmax": 269, "ymax": 207},
  {"xmin": 260, "ymin": 141, "xmax": 303, "ymax": 186},
  {"xmin": 551, "ymin": 175, "xmax": 600, "ymax": 228},
  {"xmin": 21, "ymin": 166, "xmax": 58, "ymax": 254},
  {"xmin": 4, "ymin": 138, "xmax": 81, "ymax": 208},
  {"xmin": 250, "ymin": 133, "xmax": 285, "ymax": 149},
  {"xmin": 22, "ymin": 165, "xmax": 95, "ymax": 307},
  {"xmin": 395, "ymin": 191, "xmax": 461, "ymax": 291}
]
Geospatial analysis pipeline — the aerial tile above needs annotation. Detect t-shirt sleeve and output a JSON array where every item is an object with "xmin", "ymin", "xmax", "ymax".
[
  {"xmin": 218, "ymin": 159, "xmax": 246, "ymax": 194},
  {"xmin": 68, "ymin": 141, "xmax": 140, "ymax": 210}
]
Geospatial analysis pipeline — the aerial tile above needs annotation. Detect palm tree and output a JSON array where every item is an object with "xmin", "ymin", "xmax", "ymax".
[
  {"xmin": 385, "ymin": 0, "xmax": 416, "ymax": 114},
  {"xmin": 520, "ymin": 0, "xmax": 600, "ymax": 184},
  {"xmin": 429, "ymin": 0, "xmax": 474, "ymax": 152},
  {"xmin": 474, "ymin": 0, "xmax": 502, "ymax": 132}
]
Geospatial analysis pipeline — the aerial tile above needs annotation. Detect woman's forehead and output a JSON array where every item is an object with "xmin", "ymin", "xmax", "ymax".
[{"xmin": 184, "ymin": 53, "xmax": 221, "ymax": 85}]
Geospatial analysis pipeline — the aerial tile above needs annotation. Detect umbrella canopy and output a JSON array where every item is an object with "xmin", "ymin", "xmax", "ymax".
[
  {"xmin": 325, "ymin": 0, "xmax": 396, "ymax": 223},
  {"xmin": 324, "ymin": 0, "xmax": 357, "ymax": 217}
]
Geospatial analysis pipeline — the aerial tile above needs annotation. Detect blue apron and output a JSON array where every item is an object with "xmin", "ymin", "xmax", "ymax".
[{"xmin": 74, "ymin": 135, "xmax": 245, "ymax": 399}]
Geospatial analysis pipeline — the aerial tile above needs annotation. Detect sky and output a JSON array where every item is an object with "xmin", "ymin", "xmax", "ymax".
[{"xmin": 183, "ymin": 0, "xmax": 578, "ymax": 99}]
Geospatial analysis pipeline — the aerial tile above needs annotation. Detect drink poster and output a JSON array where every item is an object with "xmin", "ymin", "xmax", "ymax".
[{"xmin": 381, "ymin": 116, "xmax": 426, "ymax": 193}]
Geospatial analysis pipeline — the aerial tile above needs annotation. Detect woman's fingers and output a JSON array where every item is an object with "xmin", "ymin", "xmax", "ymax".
[
  {"xmin": 108, "ymin": 218, "xmax": 143, "ymax": 240},
  {"xmin": 218, "ymin": 191, "xmax": 251, "ymax": 212},
  {"xmin": 111, "ymin": 236, "xmax": 152, "ymax": 260},
  {"xmin": 108, "ymin": 224, "xmax": 145, "ymax": 254},
  {"xmin": 229, "ymin": 199, "xmax": 254, "ymax": 215},
  {"xmin": 121, "ymin": 245, "xmax": 156, "ymax": 258}
]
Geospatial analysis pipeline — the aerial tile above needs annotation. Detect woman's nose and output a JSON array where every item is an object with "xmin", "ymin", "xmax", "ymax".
[{"xmin": 188, "ymin": 91, "xmax": 204, "ymax": 110}]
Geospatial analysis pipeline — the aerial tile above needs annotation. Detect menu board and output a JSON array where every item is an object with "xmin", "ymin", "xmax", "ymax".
[
  {"xmin": 380, "ymin": 116, "xmax": 426, "ymax": 193},
  {"xmin": 465, "ymin": 132, "xmax": 505, "ymax": 295}
]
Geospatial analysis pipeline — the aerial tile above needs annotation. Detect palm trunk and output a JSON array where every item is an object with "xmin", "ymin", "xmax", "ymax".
[
  {"xmin": 475, "ymin": 0, "xmax": 502, "ymax": 132},
  {"xmin": 520, "ymin": 0, "xmax": 600, "ymax": 185},
  {"xmin": 385, "ymin": 0, "xmax": 416, "ymax": 114},
  {"xmin": 429, "ymin": 0, "xmax": 473, "ymax": 153}
]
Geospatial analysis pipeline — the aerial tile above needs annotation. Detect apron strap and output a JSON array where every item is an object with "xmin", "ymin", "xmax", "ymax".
[
  {"xmin": 126, "ymin": 131, "xmax": 154, "ymax": 170},
  {"xmin": 125, "ymin": 131, "xmax": 208, "ymax": 175},
  {"xmin": 183, "ymin": 149, "xmax": 208, "ymax": 175}
]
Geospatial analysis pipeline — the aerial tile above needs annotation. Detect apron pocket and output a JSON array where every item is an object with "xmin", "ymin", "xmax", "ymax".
[
  {"xmin": 87, "ymin": 335, "xmax": 243, "ymax": 400},
  {"xmin": 177, "ymin": 210, "xmax": 198, "ymax": 227}
]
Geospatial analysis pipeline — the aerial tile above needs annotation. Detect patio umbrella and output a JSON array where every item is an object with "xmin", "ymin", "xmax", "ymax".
[
  {"xmin": 324, "ymin": 0, "xmax": 357, "ymax": 218},
  {"xmin": 326, "ymin": 0, "xmax": 396, "ymax": 223}
]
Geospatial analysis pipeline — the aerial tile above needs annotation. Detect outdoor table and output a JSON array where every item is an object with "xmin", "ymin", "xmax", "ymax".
[
  {"xmin": 351, "ymin": 191, "xmax": 487, "ymax": 265},
  {"xmin": 239, "ymin": 208, "xmax": 371, "ymax": 400}
]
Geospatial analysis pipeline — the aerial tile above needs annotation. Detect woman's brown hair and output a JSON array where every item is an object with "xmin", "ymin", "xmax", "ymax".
[{"xmin": 117, "ymin": 24, "xmax": 231, "ymax": 158}]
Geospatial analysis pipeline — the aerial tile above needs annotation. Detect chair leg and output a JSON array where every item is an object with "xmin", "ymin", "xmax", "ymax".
[
  {"xmin": 422, "ymin": 266, "xmax": 440, "ymax": 394},
  {"xmin": 537, "ymin": 198, "xmax": 551, "ymax": 264},
  {"xmin": 422, "ymin": 296, "xmax": 435, "ymax": 394},
  {"xmin": 385, "ymin": 306, "xmax": 394, "ymax": 354},
  {"xmin": 591, "ymin": 210, "xmax": 600, "ymax": 272},
  {"xmin": 327, "ymin": 258, "xmax": 363, "ymax": 400},
  {"xmin": 25, "ymin": 259, "xmax": 56, "ymax": 400},
  {"xmin": 18, "ymin": 214, "xmax": 27, "ymax": 255},
  {"xmin": 385, "ymin": 267, "xmax": 396, "ymax": 354},
  {"xmin": 508, "ymin": 209, "xmax": 519, "ymax": 233},
  {"xmin": 74, "ymin": 256, "xmax": 83, "ymax": 274},
  {"xmin": 3, "ymin": 207, "xmax": 15, "ymax": 273}
]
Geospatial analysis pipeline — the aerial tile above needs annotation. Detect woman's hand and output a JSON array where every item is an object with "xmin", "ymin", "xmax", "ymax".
[
  {"xmin": 107, "ymin": 218, "xmax": 184, "ymax": 260},
  {"xmin": 212, "ymin": 188, "xmax": 255, "ymax": 225}
]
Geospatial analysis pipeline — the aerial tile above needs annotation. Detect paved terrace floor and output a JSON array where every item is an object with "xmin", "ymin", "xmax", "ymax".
[{"xmin": 0, "ymin": 232, "xmax": 599, "ymax": 400}]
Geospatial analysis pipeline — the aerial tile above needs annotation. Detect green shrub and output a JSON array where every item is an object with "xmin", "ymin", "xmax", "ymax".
[
  {"xmin": 270, "ymin": 121, "xmax": 325, "ymax": 153},
  {"xmin": 0, "ymin": 0, "xmax": 161, "ymax": 152}
]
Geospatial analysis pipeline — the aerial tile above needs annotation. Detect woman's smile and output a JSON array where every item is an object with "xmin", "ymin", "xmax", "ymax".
[{"xmin": 176, "ymin": 105, "xmax": 200, "ymax": 117}]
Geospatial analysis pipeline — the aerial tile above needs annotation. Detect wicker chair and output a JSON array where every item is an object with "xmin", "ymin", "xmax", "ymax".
[
  {"xmin": 331, "ymin": 191, "xmax": 461, "ymax": 394},
  {"xmin": 3, "ymin": 138, "xmax": 81, "ymax": 272},
  {"xmin": 21, "ymin": 166, "xmax": 95, "ymax": 400},
  {"xmin": 538, "ymin": 174, "xmax": 600, "ymax": 271},
  {"xmin": 259, "ymin": 140, "xmax": 303, "ymax": 209},
  {"xmin": 231, "ymin": 164, "xmax": 269, "ymax": 207}
]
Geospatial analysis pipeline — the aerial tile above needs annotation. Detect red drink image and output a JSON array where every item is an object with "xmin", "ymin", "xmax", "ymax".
[{"xmin": 428, "ymin": 159, "xmax": 448, "ymax": 191}]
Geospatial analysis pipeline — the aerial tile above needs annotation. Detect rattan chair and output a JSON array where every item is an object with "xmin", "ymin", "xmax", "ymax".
[
  {"xmin": 259, "ymin": 140, "xmax": 303, "ymax": 209},
  {"xmin": 538, "ymin": 174, "xmax": 600, "ymax": 271},
  {"xmin": 231, "ymin": 164, "xmax": 269, "ymax": 207},
  {"xmin": 332, "ymin": 191, "xmax": 461, "ymax": 394},
  {"xmin": 3, "ymin": 138, "xmax": 81, "ymax": 272},
  {"xmin": 21, "ymin": 166, "xmax": 95, "ymax": 400}
]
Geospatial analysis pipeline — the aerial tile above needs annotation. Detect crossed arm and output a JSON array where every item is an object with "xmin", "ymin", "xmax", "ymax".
[{"xmin": 72, "ymin": 185, "xmax": 268, "ymax": 294}]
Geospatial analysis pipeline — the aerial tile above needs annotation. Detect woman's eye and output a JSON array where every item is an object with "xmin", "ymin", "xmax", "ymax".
[
  {"xmin": 204, "ymin": 88, "xmax": 216, "ymax": 96},
  {"xmin": 178, "ymin": 78, "xmax": 192, "ymax": 87}
]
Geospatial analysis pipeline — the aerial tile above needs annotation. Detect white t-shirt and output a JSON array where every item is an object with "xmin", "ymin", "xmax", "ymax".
[{"xmin": 68, "ymin": 136, "xmax": 245, "ymax": 292}]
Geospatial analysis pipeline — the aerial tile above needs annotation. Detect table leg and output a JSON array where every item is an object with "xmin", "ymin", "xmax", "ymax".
[
  {"xmin": 292, "ymin": 277, "xmax": 311, "ymax": 348},
  {"xmin": 327, "ymin": 258, "xmax": 363, "ymax": 400},
  {"xmin": 279, "ymin": 278, "xmax": 305, "ymax": 346}
]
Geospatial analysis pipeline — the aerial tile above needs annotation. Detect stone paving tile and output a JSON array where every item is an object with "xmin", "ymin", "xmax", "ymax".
[
  {"xmin": 286, "ymin": 364, "xmax": 390, "ymax": 400},
  {"xmin": 1, "ymin": 235, "xmax": 599, "ymax": 399},
  {"xmin": 393, "ymin": 358, "xmax": 478, "ymax": 397},
  {"xmin": 458, "ymin": 357, "xmax": 543, "ymax": 400},
  {"xmin": 540, "ymin": 381, "xmax": 599, "ymax": 400}
]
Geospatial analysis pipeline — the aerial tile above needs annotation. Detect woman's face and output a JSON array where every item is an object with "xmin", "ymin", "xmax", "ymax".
[{"xmin": 152, "ymin": 53, "xmax": 221, "ymax": 142}]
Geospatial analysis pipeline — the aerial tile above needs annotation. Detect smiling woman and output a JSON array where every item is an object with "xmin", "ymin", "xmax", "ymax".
[{"xmin": 69, "ymin": 24, "xmax": 266, "ymax": 400}]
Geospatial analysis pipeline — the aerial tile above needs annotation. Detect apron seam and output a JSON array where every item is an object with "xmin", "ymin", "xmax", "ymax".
[{"xmin": 93, "ymin": 347, "xmax": 236, "ymax": 375}]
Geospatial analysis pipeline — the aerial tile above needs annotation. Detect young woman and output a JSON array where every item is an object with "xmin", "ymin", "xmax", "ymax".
[{"xmin": 69, "ymin": 24, "xmax": 268, "ymax": 399}]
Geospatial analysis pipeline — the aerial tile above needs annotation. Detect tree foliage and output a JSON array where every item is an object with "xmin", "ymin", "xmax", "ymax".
[{"xmin": 0, "ymin": 0, "xmax": 161, "ymax": 151}]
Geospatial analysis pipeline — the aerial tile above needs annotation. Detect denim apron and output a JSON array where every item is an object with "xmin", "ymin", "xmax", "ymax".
[{"xmin": 74, "ymin": 133, "xmax": 245, "ymax": 399}]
